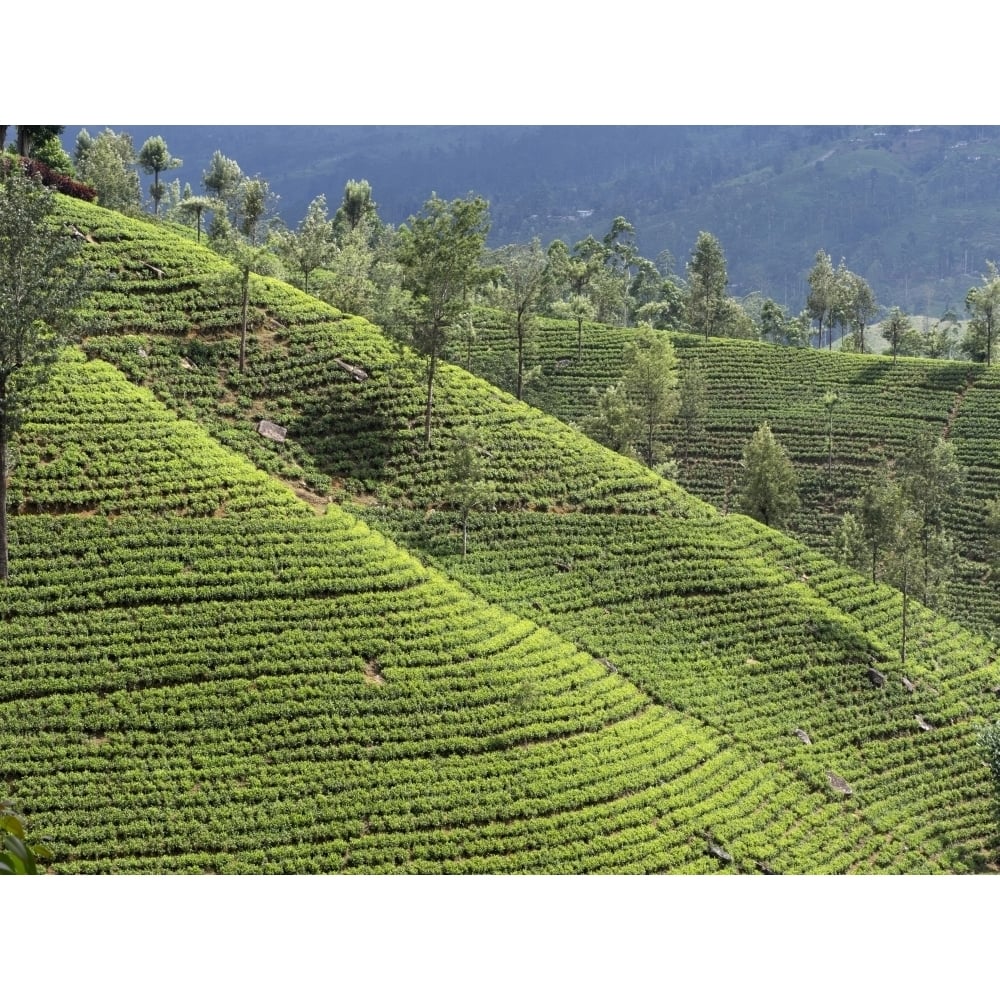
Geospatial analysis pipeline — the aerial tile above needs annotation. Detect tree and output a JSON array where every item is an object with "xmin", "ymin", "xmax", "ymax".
[
  {"xmin": 965, "ymin": 262, "xmax": 1000, "ymax": 366},
  {"xmin": 137, "ymin": 135, "xmax": 182, "ymax": 216},
  {"xmin": 175, "ymin": 195, "xmax": 220, "ymax": 243},
  {"xmin": 395, "ymin": 193, "xmax": 491, "ymax": 446},
  {"xmin": 236, "ymin": 176, "xmax": 274, "ymax": 244},
  {"xmin": 678, "ymin": 357, "xmax": 709, "ymax": 466},
  {"xmin": 13, "ymin": 126, "xmax": 63, "ymax": 158},
  {"xmin": 737, "ymin": 422, "xmax": 798, "ymax": 528},
  {"xmin": 333, "ymin": 179, "xmax": 378, "ymax": 236},
  {"xmin": 581, "ymin": 382, "xmax": 639, "ymax": 457},
  {"xmin": 806, "ymin": 250, "xmax": 836, "ymax": 349},
  {"xmin": 0, "ymin": 164, "xmax": 88, "ymax": 579},
  {"xmin": 556, "ymin": 292, "xmax": 596, "ymax": 362},
  {"xmin": 898, "ymin": 432, "xmax": 963, "ymax": 606},
  {"xmin": 622, "ymin": 331, "xmax": 679, "ymax": 468},
  {"xmin": 493, "ymin": 238, "xmax": 547, "ymax": 400},
  {"xmin": 837, "ymin": 266, "xmax": 877, "ymax": 354},
  {"xmin": 75, "ymin": 128, "xmax": 141, "ymax": 213},
  {"xmin": 271, "ymin": 194, "xmax": 334, "ymax": 293},
  {"xmin": 443, "ymin": 428, "xmax": 497, "ymax": 558},
  {"xmin": 882, "ymin": 307, "xmax": 912, "ymax": 363},
  {"xmin": 202, "ymin": 150, "xmax": 243, "ymax": 222},
  {"xmin": 685, "ymin": 231, "xmax": 728, "ymax": 340}
]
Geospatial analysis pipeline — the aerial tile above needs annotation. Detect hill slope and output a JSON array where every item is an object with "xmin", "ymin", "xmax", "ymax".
[{"xmin": 3, "ymin": 197, "xmax": 999, "ymax": 872}]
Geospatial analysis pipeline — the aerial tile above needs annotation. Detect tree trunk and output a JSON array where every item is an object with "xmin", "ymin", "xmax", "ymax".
[
  {"xmin": 516, "ymin": 309, "xmax": 525, "ymax": 401},
  {"xmin": 424, "ymin": 349, "xmax": 438, "ymax": 447},
  {"xmin": 239, "ymin": 268, "xmax": 250, "ymax": 374},
  {"xmin": 577, "ymin": 317, "xmax": 583, "ymax": 362}
]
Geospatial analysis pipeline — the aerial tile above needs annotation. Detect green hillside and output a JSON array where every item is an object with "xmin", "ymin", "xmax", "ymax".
[
  {"xmin": 4, "ymin": 197, "xmax": 1000, "ymax": 873},
  {"xmin": 457, "ymin": 312, "xmax": 1000, "ymax": 642}
]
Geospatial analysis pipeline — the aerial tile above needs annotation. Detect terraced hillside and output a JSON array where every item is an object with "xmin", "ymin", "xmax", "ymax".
[
  {"xmin": 4, "ymin": 198, "xmax": 999, "ymax": 872},
  {"xmin": 459, "ymin": 313, "xmax": 1000, "ymax": 641}
]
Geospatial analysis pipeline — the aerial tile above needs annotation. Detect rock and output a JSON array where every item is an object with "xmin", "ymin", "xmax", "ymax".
[
  {"xmin": 827, "ymin": 771, "xmax": 853, "ymax": 796},
  {"xmin": 256, "ymin": 419, "xmax": 288, "ymax": 443},
  {"xmin": 707, "ymin": 839, "xmax": 733, "ymax": 863},
  {"xmin": 901, "ymin": 676, "xmax": 916, "ymax": 693},
  {"xmin": 867, "ymin": 666, "xmax": 887, "ymax": 688},
  {"xmin": 794, "ymin": 728, "xmax": 812, "ymax": 745},
  {"xmin": 334, "ymin": 358, "xmax": 369, "ymax": 382},
  {"xmin": 598, "ymin": 657, "xmax": 617, "ymax": 674},
  {"xmin": 915, "ymin": 715, "xmax": 934, "ymax": 732}
]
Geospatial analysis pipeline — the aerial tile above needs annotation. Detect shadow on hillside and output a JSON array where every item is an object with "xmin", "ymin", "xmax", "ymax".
[{"xmin": 291, "ymin": 382, "xmax": 412, "ymax": 487}]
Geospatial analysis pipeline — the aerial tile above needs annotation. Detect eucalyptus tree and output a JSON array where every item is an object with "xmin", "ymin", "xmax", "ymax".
[
  {"xmin": 236, "ymin": 176, "xmax": 274, "ymax": 245},
  {"xmin": 806, "ymin": 250, "xmax": 836, "ymax": 349},
  {"xmin": 492, "ymin": 238, "xmax": 548, "ymax": 400},
  {"xmin": 677, "ymin": 357, "xmax": 709, "ymax": 467},
  {"xmin": 395, "ymin": 193, "xmax": 491, "ymax": 446},
  {"xmin": 137, "ymin": 135, "xmax": 182, "ymax": 216},
  {"xmin": 837, "ymin": 265, "xmax": 877, "ymax": 354},
  {"xmin": 882, "ymin": 306, "xmax": 912, "ymax": 363},
  {"xmin": 0, "ymin": 164, "xmax": 88, "ymax": 579}
]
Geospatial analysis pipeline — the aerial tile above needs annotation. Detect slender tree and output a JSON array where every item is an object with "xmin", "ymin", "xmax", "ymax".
[
  {"xmin": 806, "ymin": 251, "xmax": 836, "ymax": 349},
  {"xmin": 202, "ymin": 150, "xmax": 243, "ymax": 222},
  {"xmin": 823, "ymin": 389, "xmax": 839, "ymax": 473},
  {"xmin": 137, "ymin": 135, "xmax": 182, "ymax": 216},
  {"xmin": 444, "ymin": 427, "xmax": 497, "ymax": 558},
  {"xmin": 493, "ymin": 238, "xmax": 547, "ymax": 400},
  {"xmin": 175, "ymin": 195, "xmax": 219, "ymax": 243},
  {"xmin": 0, "ymin": 164, "xmax": 88, "ymax": 579},
  {"xmin": 395, "ymin": 193, "xmax": 491, "ymax": 446}
]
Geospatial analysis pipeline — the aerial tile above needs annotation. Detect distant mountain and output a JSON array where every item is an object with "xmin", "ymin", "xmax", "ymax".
[{"xmin": 68, "ymin": 125, "xmax": 1000, "ymax": 314}]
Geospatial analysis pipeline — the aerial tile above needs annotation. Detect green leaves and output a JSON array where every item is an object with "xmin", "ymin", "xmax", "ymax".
[{"xmin": 0, "ymin": 805, "xmax": 50, "ymax": 875}]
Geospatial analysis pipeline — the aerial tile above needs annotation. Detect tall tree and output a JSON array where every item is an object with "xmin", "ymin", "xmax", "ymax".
[
  {"xmin": 806, "ymin": 250, "xmax": 836, "ymax": 349},
  {"xmin": 837, "ymin": 265, "xmax": 877, "ymax": 354},
  {"xmin": 14, "ymin": 127, "xmax": 63, "ymax": 158},
  {"xmin": 622, "ymin": 331, "xmax": 679, "ymax": 468},
  {"xmin": 333, "ymin": 179, "xmax": 378, "ymax": 235},
  {"xmin": 75, "ymin": 128, "xmax": 141, "ymax": 213},
  {"xmin": 882, "ymin": 306, "xmax": 912, "ymax": 363},
  {"xmin": 737, "ymin": 422, "xmax": 799, "ymax": 528},
  {"xmin": 581, "ymin": 382, "xmax": 639, "ymax": 457},
  {"xmin": 965, "ymin": 262, "xmax": 1000, "ymax": 366},
  {"xmin": 271, "ymin": 194, "xmax": 334, "ymax": 293},
  {"xmin": 822, "ymin": 390, "xmax": 839, "ymax": 474},
  {"xmin": 202, "ymin": 150, "xmax": 243, "ymax": 222},
  {"xmin": 137, "ymin": 135, "xmax": 182, "ymax": 216},
  {"xmin": 493, "ymin": 238, "xmax": 547, "ymax": 400},
  {"xmin": 236, "ymin": 176, "xmax": 273, "ymax": 245},
  {"xmin": 0, "ymin": 164, "xmax": 88, "ymax": 579},
  {"xmin": 395, "ymin": 193, "xmax": 491, "ymax": 446},
  {"xmin": 685, "ymin": 231, "xmax": 728, "ymax": 340}
]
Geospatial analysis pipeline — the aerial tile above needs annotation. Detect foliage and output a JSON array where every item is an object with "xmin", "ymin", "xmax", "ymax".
[
  {"xmin": 443, "ymin": 427, "xmax": 497, "ymax": 557},
  {"xmin": 491, "ymin": 239, "xmax": 548, "ymax": 400},
  {"xmin": 75, "ymin": 128, "xmax": 142, "ymax": 213},
  {"xmin": 333, "ymin": 179, "xmax": 379, "ymax": 236},
  {"xmin": 1, "ymin": 805, "xmax": 52, "ymax": 874},
  {"xmin": 678, "ymin": 357, "xmax": 708, "ymax": 464},
  {"xmin": 965, "ymin": 262, "xmax": 1000, "ymax": 365},
  {"xmin": 202, "ymin": 150, "xmax": 243, "ymax": 223},
  {"xmin": 174, "ymin": 194, "xmax": 220, "ymax": 243},
  {"xmin": 737, "ymin": 422, "xmax": 799, "ymax": 528},
  {"xmin": 137, "ymin": 135, "xmax": 182, "ymax": 216},
  {"xmin": 396, "ymin": 193, "xmax": 491, "ymax": 445},
  {"xmin": 0, "ymin": 165, "xmax": 88, "ymax": 578},
  {"xmin": 685, "ymin": 231, "xmax": 728, "ymax": 339},
  {"xmin": 10, "ymin": 155, "xmax": 96, "ymax": 202},
  {"xmin": 271, "ymin": 194, "xmax": 334, "ymax": 293},
  {"xmin": 622, "ymin": 330, "xmax": 679, "ymax": 467}
]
